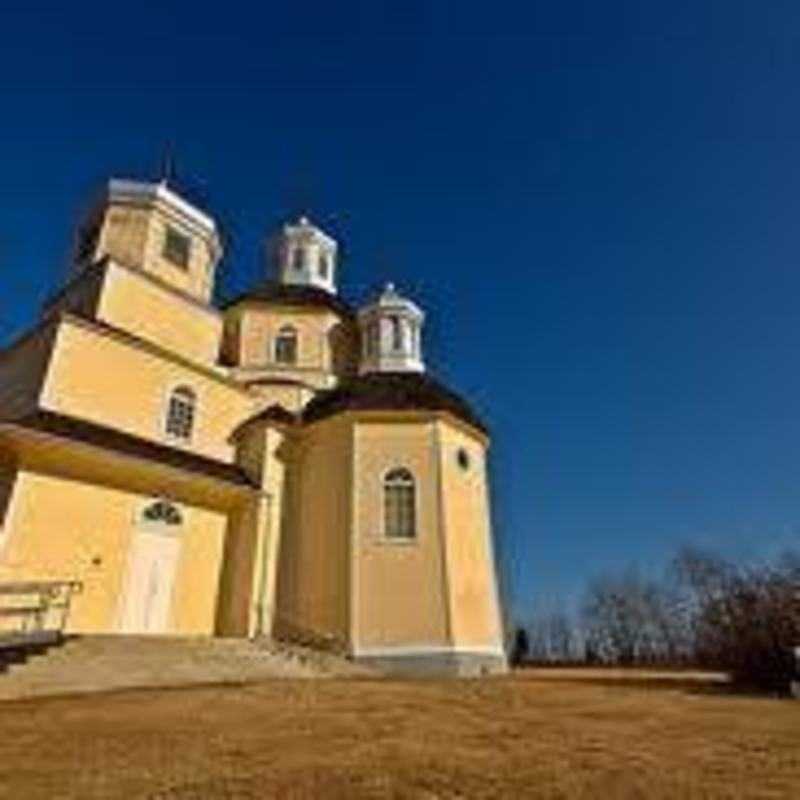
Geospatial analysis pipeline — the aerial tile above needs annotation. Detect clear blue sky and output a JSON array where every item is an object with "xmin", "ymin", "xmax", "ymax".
[{"xmin": 2, "ymin": 2, "xmax": 800, "ymax": 622}]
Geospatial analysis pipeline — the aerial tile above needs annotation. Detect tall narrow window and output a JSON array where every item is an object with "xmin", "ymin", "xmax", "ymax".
[
  {"xmin": 390, "ymin": 315, "xmax": 403, "ymax": 352},
  {"xmin": 163, "ymin": 226, "xmax": 192, "ymax": 269},
  {"xmin": 318, "ymin": 253, "xmax": 329, "ymax": 278},
  {"xmin": 384, "ymin": 467, "xmax": 416, "ymax": 540},
  {"xmin": 275, "ymin": 325, "xmax": 298, "ymax": 364},
  {"xmin": 165, "ymin": 386, "xmax": 196, "ymax": 441},
  {"xmin": 292, "ymin": 247, "xmax": 305, "ymax": 271}
]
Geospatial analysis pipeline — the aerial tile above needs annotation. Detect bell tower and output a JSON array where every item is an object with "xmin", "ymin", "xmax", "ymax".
[
  {"xmin": 74, "ymin": 178, "xmax": 223, "ymax": 305},
  {"xmin": 267, "ymin": 216, "xmax": 338, "ymax": 295},
  {"xmin": 357, "ymin": 283, "xmax": 425, "ymax": 374}
]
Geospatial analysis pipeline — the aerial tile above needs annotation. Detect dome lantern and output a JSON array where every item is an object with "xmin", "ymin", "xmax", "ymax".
[
  {"xmin": 357, "ymin": 283, "xmax": 425, "ymax": 374},
  {"xmin": 267, "ymin": 215, "xmax": 338, "ymax": 295}
]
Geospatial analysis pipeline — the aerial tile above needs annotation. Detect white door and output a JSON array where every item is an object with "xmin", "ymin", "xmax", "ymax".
[{"xmin": 118, "ymin": 530, "xmax": 181, "ymax": 634}]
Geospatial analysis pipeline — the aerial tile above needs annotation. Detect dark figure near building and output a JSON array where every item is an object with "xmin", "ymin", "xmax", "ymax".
[{"xmin": 510, "ymin": 627, "xmax": 529, "ymax": 666}]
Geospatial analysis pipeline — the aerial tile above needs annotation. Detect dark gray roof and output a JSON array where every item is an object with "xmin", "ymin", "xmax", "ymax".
[
  {"xmin": 302, "ymin": 372, "xmax": 488, "ymax": 434},
  {"xmin": 230, "ymin": 404, "xmax": 297, "ymax": 439},
  {"xmin": 221, "ymin": 282, "xmax": 355, "ymax": 319},
  {"xmin": 15, "ymin": 410, "xmax": 255, "ymax": 487}
]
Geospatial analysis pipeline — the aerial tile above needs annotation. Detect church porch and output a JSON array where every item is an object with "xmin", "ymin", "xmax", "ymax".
[{"xmin": 0, "ymin": 415, "xmax": 268, "ymax": 639}]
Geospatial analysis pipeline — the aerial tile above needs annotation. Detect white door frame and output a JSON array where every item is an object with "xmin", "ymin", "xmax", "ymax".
[{"xmin": 116, "ymin": 500, "xmax": 184, "ymax": 635}]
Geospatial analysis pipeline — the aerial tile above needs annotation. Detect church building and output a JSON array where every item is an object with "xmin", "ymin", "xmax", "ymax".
[{"xmin": 0, "ymin": 178, "xmax": 506, "ymax": 675}]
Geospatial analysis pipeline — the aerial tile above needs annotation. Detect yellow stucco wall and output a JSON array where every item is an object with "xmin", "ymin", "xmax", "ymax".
[
  {"xmin": 0, "ymin": 469, "xmax": 227, "ymax": 635},
  {"xmin": 41, "ymin": 317, "xmax": 255, "ymax": 462},
  {"xmin": 99, "ymin": 205, "xmax": 149, "ymax": 274},
  {"xmin": 274, "ymin": 417, "xmax": 351, "ymax": 646},
  {"xmin": 225, "ymin": 303, "xmax": 357, "ymax": 389},
  {"xmin": 352, "ymin": 419, "xmax": 450, "ymax": 651},
  {"xmin": 97, "ymin": 262, "xmax": 223, "ymax": 366},
  {"xmin": 258, "ymin": 428, "xmax": 288, "ymax": 636},
  {"xmin": 214, "ymin": 496, "xmax": 268, "ymax": 637},
  {"xmin": 437, "ymin": 421, "xmax": 504, "ymax": 651},
  {"xmin": 226, "ymin": 425, "xmax": 289, "ymax": 638},
  {"xmin": 140, "ymin": 204, "xmax": 217, "ymax": 302},
  {"xmin": 170, "ymin": 503, "xmax": 228, "ymax": 634},
  {"xmin": 243, "ymin": 382, "xmax": 311, "ymax": 414},
  {"xmin": 99, "ymin": 201, "xmax": 218, "ymax": 304}
]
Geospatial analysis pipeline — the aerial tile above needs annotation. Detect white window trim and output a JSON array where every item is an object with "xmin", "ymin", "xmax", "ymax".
[
  {"xmin": 380, "ymin": 466, "xmax": 419, "ymax": 544},
  {"xmin": 273, "ymin": 325, "xmax": 299, "ymax": 365},
  {"xmin": 161, "ymin": 383, "xmax": 198, "ymax": 445},
  {"xmin": 134, "ymin": 498, "xmax": 186, "ymax": 536},
  {"xmin": 162, "ymin": 225, "xmax": 193, "ymax": 270}
]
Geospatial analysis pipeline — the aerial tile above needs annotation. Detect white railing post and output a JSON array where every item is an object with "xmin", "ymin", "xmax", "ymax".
[{"xmin": 0, "ymin": 580, "xmax": 82, "ymax": 645}]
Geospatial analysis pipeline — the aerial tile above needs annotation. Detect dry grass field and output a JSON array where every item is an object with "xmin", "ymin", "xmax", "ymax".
[{"xmin": 0, "ymin": 671, "xmax": 798, "ymax": 799}]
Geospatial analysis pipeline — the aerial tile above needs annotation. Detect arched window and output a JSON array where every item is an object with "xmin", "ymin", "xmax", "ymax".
[
  {"xmin": 141, "ymin": 499, "xmax": 183, "ymax": 526},
  {"xmin": 292, "ymin": 247, "xmax": 305, "ymax": 271},
  {"xmin": 165, "ymin": 386, "xmax": 196, "ymax": 441},
  {"xmin": 318, "ymin": 253, "xmax": 329, "ymax": 278},
  {"xmin": 274, "ymin": 325, "xmax": 298, "ymax": 365},
  {"xmin": 384, "ymin": 467, "xmax": 416, "ymax": 539}
]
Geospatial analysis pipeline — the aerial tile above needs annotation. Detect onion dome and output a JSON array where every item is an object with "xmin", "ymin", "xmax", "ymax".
[
  {"xmin": 302, "ymin": 371, "xmax": 487, "ymax": 434},
  {"xmin": 220, "ymin": 281, "xmax": 354, "ymax": 319}
]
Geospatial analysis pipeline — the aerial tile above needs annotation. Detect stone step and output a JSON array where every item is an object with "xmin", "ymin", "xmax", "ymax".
[{"xmin": 0, "ymin": 635, "xmax": 372, "ymax": 700}]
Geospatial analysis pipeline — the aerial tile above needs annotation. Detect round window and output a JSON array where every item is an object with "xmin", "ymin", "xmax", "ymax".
[{"xmin": 457, "ymin": 447, "xmax": 470, "ymax": 471}]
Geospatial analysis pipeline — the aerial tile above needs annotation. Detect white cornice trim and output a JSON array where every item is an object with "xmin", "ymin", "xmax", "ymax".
[
  {"xmin": 281, "ymin": 217, "xmax": 338, "ymax": 251},
  {"xmin": 108, "ymin": 179, "xmax": 217, "ymax": 237}
]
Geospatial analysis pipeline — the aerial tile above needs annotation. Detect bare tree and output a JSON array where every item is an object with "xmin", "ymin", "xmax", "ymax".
[
  {"xmin": 527, "ymin": 610, "xmax": 577, "ymax": 663},
  {"xmin": 581, "ymin": 568, "xmax": 680, "ymax": 665},
  {"xmin": 677, "ymin": 551, "xmax": 800, "ymax": 692}
]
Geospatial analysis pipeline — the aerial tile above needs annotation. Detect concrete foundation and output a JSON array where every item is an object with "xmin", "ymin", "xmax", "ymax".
[{"xmin": 356, "ymin": 650, "xmax": 508, "ymax": 678}]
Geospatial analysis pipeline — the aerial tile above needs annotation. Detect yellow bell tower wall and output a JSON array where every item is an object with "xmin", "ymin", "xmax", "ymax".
[
  {"xmin": 88, "ymin": 180, "xmax": 221, "ymax": 305},
  {"xmin": 95, "ymin": 262, "xmax": 224, "ymax": 367},
  {"xmin": 40, "ymin": 316, "xmax": 254, "ymax": 462}
]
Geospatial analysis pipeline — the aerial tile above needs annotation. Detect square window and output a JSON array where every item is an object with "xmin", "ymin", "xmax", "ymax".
[{"xmin": 163, "ymin": 227, "xmax": 192, "ymax": 269}]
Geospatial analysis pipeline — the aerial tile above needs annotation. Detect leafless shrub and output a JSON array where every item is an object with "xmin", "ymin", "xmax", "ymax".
[
  {"xmin": 527, "ymin": 611, "xmax": 577, "ymax": 663},
  {"xmin": 580, "ymin": 568, "xmax": 686, "ymax": 666},
  {"xmin": 674, "ymin": 548, "xmax": 800, "ymax": 692}
]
